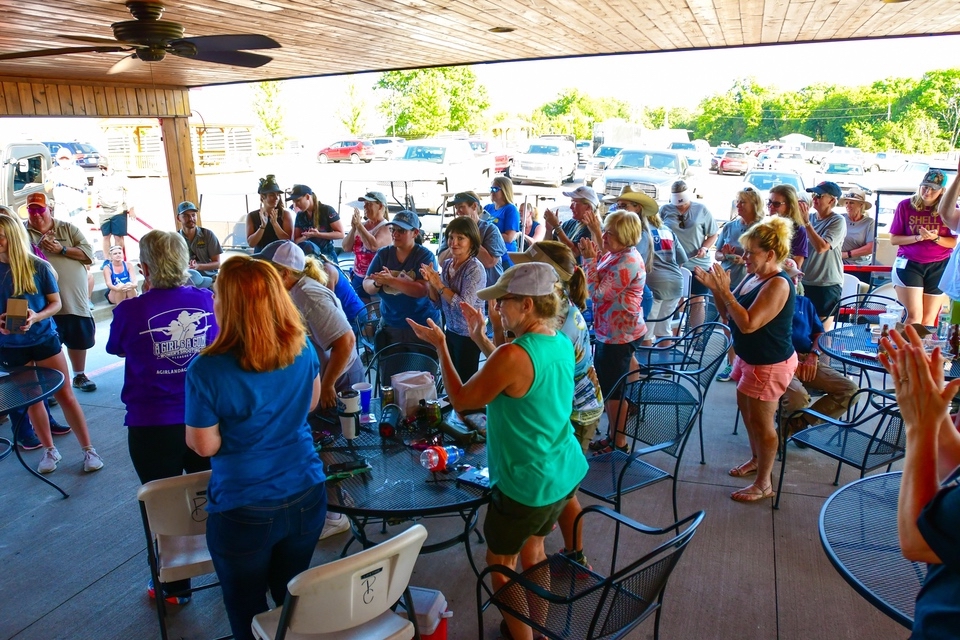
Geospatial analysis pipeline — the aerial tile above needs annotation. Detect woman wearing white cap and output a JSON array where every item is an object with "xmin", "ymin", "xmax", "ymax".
[
  {"xmin": 343, "ymin": 191, "xmax": 391, "ymax": 302},
  {"xmin": 407, "ymin": 262, "xmax": 585, "ymax": 640}
]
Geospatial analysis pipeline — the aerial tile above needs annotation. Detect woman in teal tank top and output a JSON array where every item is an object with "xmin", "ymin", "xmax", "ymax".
[{"xmin": 408, "ymin": 262, "xmax": 586, "ymax": 640}]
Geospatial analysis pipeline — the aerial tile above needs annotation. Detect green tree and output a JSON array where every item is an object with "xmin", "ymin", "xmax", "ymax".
[
  {"xmin": 534, "ymin": 89, "xmax": 631, "ymax": 140},
  {"xmin": 375, "ymin": 67, "xmax": 489, "ymax": 137},
  {"xmin": 337, "ymin": 82, "xmax": 367, "ymax": 136},
  {"xmin": 251, "ymin": 81, "xmax": 286, "ymax": 155},
  {"xmin": 906, "ymin": 70, "xmax": 960, "ymax": 148}
]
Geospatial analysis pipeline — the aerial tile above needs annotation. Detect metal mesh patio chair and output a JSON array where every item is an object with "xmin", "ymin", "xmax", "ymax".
[
  {"xmin": 354, "ymin": 300, "xmax": 381, "ymax": 364},
  {"xmin": 364, "ymin": 342, "xmax": 442, "ymax": 396},
  {"xmin": 579, "ymin": 369, "xmax": 701, "ymax": 525},
  {"xmin": 774, "ymin": 388, "xmax": 903, "ymax": 509},
  {"xmin": 477, "ymin": 506, "xmax": 705, "ymax": 640}
]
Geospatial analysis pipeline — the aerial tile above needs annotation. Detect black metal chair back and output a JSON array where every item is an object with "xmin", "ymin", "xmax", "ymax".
[
  {"xmin": 354, "ymin": 300, "xmax": 382, "ymax": 361},
  {"xmin": 775, "ymin": 388, "xmax": 904, "ymax": 509},
  {"xmin": 365, "ymin": 342, "xmax": 441, "ymax": 395},
  {"xmin": 476, "ymin": 507, "xmax": 705, "ymax": 640}
]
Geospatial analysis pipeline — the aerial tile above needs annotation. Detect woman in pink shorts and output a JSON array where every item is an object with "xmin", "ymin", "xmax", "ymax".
[{"xmin": 694, "ymin": 217, "xmax": 797, "ymax": 502}]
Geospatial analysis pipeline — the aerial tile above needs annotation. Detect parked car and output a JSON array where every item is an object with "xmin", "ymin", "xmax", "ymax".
[
  {"xmin": 584, "ymin": 144, "xmax": 624, "ymax": 186},
  {"xmin": 718, "ymin": 150, "xmax": 750, "ymax": 176},
  {"xmin": 576, "ymin": 140, "xmax": 593, "ymax": 164},
  {"xmin": 316, "ymin": 139, "xmax": 375, "ymax": 164},
  {"xmin": 866, "ymin": 151, "xmax": 905, "ymax": 173},
  {"xmin": 816, "ymin": 161, "xmax": 867, "ymax": 192},
  {"xmin": 468, "ymin": 140, "xmax": 512, "ymax": 174},
  {"xmin": 390, "ymin": 138, "xmax": 494, "ymax": 208},
  {"xmin": 509, "ymin": 139, "xmax": 578, "ymax": 187},
  {"xmin": 369, "ymin": 136, "xmax": 406, "ymax": 160},
  {"xmin": 728, "ymin": 170, "xmax": 805, "ymax": 220},
  {"xmin": 593, "ymin": 148, "xmax": 696, "ymax": 204},
  {"xmin": 759, "ymin": 151, "xmax": 806, "ymax": 174},
  {"xmin": 42, "ymin": 141, "xmax": 102, "ymax": 180},
  {"xmin": 710, "ymin": 146, "xmax": 736, "ymax": 172}
]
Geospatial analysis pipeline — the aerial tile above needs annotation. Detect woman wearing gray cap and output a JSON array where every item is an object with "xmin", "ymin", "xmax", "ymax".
[
  {"xmin": 245, "ymin": 174, "xmax": 293, "ymax": 253},
  {"xmin": 289, "ymin": 184, "xmax": 343, "ymax": 262},
  {"xmin": 343, "ymin": 191, "xmax": 391, "ymax": 302},
  {"xmin": 363, "ymin": 210, "xmax": 440, "ymax": 351},
  {"xmin": 407, "ymin": 262, "xmax": 585, "ymax": 640},
  {"xmin": 890, "ymin": 169, "xmax": 954, "ymax": 326}
]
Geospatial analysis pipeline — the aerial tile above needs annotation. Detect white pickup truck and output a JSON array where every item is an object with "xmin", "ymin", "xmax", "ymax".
[{"xmin": 1, "ymin": 142, "xmax": 52, "ymax": 218}]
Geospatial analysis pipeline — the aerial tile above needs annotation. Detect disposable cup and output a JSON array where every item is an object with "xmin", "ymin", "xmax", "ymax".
[{"xmin": 352, "ymin": 382, "xmax": 373, "ymax": 413}]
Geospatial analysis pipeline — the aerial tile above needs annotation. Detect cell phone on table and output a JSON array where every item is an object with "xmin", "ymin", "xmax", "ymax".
[{"xmin": 326, "ymin": 458, "xmax": 368, "ymax": 474}]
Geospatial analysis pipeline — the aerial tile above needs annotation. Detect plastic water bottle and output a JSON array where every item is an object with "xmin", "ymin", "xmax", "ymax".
[
  {"xmin": 419, "ymin": 445, "xmax": 464, "ymax": 472},
  {"xmin": 939, "ymin": 304, "xmax": 951, "ymax": 340}
]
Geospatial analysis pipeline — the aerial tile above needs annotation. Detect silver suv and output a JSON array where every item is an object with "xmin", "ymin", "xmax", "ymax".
[
  {"xmin": 593, "ymin": 148, "xmax": 696, "ymax": 204},
  {"xmin": 584, "ymin": 145, "xmax": 623, "ymax": 186}
]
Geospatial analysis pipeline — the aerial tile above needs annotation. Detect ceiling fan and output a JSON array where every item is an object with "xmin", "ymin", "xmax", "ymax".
[{"xmin": 0, "ymin": 1, "xmax": 281, "ymax": 74}]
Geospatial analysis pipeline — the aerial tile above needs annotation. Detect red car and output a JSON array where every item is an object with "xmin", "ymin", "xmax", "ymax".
[
  {"xmin": 718, "ymin": 150, "xmax": 750, "ymax": 176},
  {"xmin": 317, "ymin": 139, "xmax": 374, "ymax": 164}
]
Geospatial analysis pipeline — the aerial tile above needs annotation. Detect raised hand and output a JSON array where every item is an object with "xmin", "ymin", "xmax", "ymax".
[
  {"xmin": 406, "ymin": 317, "xmax": 446, "ymax": 350},
  {"xmin": 578, "ymin": 237, "xmax": 599, "ymax": 260},
  {"xmin": 543, "ymin": 208, "xmax": 560, "ymax": 228},
  {"xmin": 461, "ymin": 302, "xmax": 486, "ymax": 341}
]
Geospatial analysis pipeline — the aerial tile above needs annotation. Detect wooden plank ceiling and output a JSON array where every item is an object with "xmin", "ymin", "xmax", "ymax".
[{"xmin": 0, "ymin": 0, "xmax": 958, "ymax": 89}]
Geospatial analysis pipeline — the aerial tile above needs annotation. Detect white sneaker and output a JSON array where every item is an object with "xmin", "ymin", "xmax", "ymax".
[
  {"xmin": 319, "ymin": 514, "xmax": 350, "ymax": 540},
  {"xmin": 82, "ymin": 447, "xmax": 104, "ymax": 472},
  {"xmin": 38, "ymin": 447, "xmax": 62, "ymax": 474}
]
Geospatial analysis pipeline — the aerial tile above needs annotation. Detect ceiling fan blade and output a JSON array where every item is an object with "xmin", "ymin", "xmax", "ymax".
[
  {"xmin": 107, "ymin": 53, "xmax": 143, "ymax": 75},
  {"xmin": 0, "ymin": 46, "xmax": 126, "ymax": 62},
  {"xmin": 175, "ymin": 49, "xmax": 273, "ymax": 68},
  {"xmin": 174, "ymin": 34, "xmax": 280, "ymax": 52},
  {"xmin": 58, "ymin": 34, "xmax": 120, "ymax": 45}
]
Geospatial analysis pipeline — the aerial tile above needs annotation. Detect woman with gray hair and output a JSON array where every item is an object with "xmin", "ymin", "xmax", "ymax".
[{"xmin": 106, "ymin": 229, "xmax": 218, "ymax": 604}]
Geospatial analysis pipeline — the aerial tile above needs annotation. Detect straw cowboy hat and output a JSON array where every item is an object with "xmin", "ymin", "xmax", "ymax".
[
  {"xmin": 838, "ymin": 188, "xmax": 872, "ymax": 211},
  {"xmin": 602, "ymin": 185, "xmax": 659, "ymax": 218}
]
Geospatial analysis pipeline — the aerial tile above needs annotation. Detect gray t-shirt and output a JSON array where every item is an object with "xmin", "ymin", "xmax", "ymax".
[
  {"xmin": 802, "ymin": 213, "xmax": 846, "ymax": 287},
  {"xmin": 841, "ymin": 214, "xmax": 875, "ymax": 266},
  {"xmin": 289, "ymin": 276, "xmax": 358, "ymax": 378},
  {"xmin": 716, "ymin": 218, "xmax": 758, "ymax": 290},
  {"xmin": 636, "ymin": 225, "xmax": 688, "ymax": 300},
  {"xmin": 660, "ymin": 201, "xmax": 718, "ymax": 271},
  {"xmin": 438, "ymin": 218, "xmax": 505, "ymax": 286}
]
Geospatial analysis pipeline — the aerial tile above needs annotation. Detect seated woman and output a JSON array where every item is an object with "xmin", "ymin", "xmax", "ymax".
[
  {"xmin": 102, "ymin": 245, "xmax": 138, "ymax": 305},
  {"xmin": 185, "ymin": 256, "xmax": 326, "ymax": 640},
  {"xmin": 407, "ymin": 263, "xmax": 585, "ymax": 640},
  {"xmin": 519, "ymin": 201, "xmax": 545, "ymax": 249},
  {"xmin": 879, "ymin": 326, "xmax": 960, "ymax": 638},
  {"xmin": 362, "ymin": 210, "xmax": 440, "ymax": 352}
]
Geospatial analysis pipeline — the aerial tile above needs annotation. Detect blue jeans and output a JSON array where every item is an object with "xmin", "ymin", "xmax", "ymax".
[{"xmin": 206, "ymin": 482, "xmax": 327, "ymax": 640}]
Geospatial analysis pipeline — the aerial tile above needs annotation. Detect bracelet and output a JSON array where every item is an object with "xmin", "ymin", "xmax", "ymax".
[
  {"xmin": 438, "ymin": 286, "xmax": 447, "ymax": 296},
  {"xmin": 916, "ymin": 234, "xmax": 921, "ymax": 242}
]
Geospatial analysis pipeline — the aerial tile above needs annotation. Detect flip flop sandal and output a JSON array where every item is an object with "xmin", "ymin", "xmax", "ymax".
[
  {"xmin": 730, "ymin": 485, "xmax": 775, "ymax": 503},
  {"xmin": 728, "ymin": 460, "xmax": 758, "ymax": 477},
  {"xmin": 588, "ymin": 436, "xmax": 613, "ymax": 452}
]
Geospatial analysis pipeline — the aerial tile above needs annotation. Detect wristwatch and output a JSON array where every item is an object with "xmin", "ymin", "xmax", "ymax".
[{"xmin": 59, "ymin": 246, "xmax": 67, "ymax": 255}]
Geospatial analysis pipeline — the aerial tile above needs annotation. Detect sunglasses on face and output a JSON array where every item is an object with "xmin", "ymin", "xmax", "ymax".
[
  {"xmin": 490, "ymin": 186, "xmax": 501, "ymax": 193},
  {"xmin": 767, "ymin": 200, "xmax": 785, "ymax": 208}
]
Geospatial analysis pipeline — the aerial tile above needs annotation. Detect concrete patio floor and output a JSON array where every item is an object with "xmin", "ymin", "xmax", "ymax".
[{"xmin": 0, "ymin": 316, "xmax": 909, "ymax": 640}]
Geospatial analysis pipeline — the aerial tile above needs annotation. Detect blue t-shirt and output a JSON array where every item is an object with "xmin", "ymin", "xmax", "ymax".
[
  {"xmin": 367, "ymin": 244, "xmax": 441, "ymax": 329},
  {"xmin": 329, "ymin": 261, "xmax": 365, "ymax": 324},
  {"xmin": 185, "ymin": 341, "xmax": 324, "ymax": 513},
  {"xmin": 484, "ymin": 203, "xmax": 520, "ymax": 266},
  {"xmin": 913, "ymin": 468, "xmax": 960, "ymax": 639},
  {"xmin": 791, "ymin": 295, "xmax": 824, "ymax": 354},
  {"xmin": 0, "ymin": 259, "xmax": 60, "ymax": 348},
  {"xmin": 101, "ymin": 260, "xmax": 132, "ymax": 286}
]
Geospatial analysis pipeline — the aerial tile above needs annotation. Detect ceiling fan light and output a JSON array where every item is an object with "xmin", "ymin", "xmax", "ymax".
[{"xmin": 489, "ymin": 26, "xmax": 515, "ymax": 33}]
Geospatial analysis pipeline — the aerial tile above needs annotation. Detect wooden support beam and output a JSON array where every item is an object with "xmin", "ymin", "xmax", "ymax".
[{"xmin": 160, "ymin": 115, "xmax": 199, "ymax": 230}]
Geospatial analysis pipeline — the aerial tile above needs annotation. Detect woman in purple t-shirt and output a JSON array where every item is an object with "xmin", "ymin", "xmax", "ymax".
[
  {"xmin": 768, "ymin": 184, "xmax": 808, "ymax": 269},
  {"xmin": 889, "ymin": 169, "xmax": 957, "ymax": 325}
]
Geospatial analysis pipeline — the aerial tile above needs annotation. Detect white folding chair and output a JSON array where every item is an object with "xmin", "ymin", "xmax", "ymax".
[
  {"xmin": 137, "ymin": 470, "xmax": 227, "ymax": 640},
  {"xmin": 252, "ymin": 524, "xmax": 428, "ymax": 640}
]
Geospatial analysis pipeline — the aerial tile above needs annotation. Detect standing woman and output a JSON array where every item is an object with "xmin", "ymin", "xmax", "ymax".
[
  {"xmin": 288, "ymin": 184, "xmax": 344, "ymax": 262},
  {"xmin": 607, "ymin": 186, "xmax": 685, "ymax": 346},
  {"xmin": 406, "ymin": 263, "xmax": 586, "ymax": 640},
  {"xmin": 484, "ymin": 176, "xmax": 521, "ymax": 266},
  {"xmin": 185, "ymin": 256, "xmax": 325, "ymax": 640},
  {"xmin": 694, "ymin": 217, "xmax": 797, "ymax": 502},
  {"xmin": 362, "ymin": 210, "xmax": 441, "ymax": 351},
  {"xmin": 579, "ymin": 210, "xmax": 646, "ymax": 455},
  {"xmin": 0, "ymin": 214, "xmax": 103, "ymax": 474},
  {"xmin": 768, "ymin": 184, "xmax": 809, "ymax": 269},
  {"xmin": 840, "ymin": 188, "xmax": 875, "ymax": 269},
  {"xmin": 342, "ymin": 191, "xmax": 391, "ymax": 302},
  {"xmin": 890, "ymin": 169, "xmax": 955, "ymax": 326},
  {"xmin": 420, "ymin": 216, "xmax": 485, "ymax": 382},
  {"xmin": 245, "ymin": 174, "xmax": 293, "ymax": 253},
  {"xmin": 519, "ymin": 201, "xmax": 545, "ymax": 249},
  {"xmin": 102, "ymin": 244, "xmax": 139, "ymax": 305},
  {"xmin": 106, "ymin": 230, "xmax": 216, "ymax": 605}
]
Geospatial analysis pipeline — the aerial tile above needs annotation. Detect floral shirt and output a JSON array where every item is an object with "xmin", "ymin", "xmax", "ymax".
[{"xmin": 583, "ymin": 247, "xmax": 647, "ymax": 344}]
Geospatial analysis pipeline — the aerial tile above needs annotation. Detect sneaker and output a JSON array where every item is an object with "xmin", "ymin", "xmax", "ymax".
[
  {"xmin": 73, "ymin": 374, "xmax": 97, "ymax": 392},
  {"xmin": 82, "ymin": 447, "xmax": 104, "ymax": 472},
  {"xmin": 12, "ymin": 423, "xmax": 42, "ymax": 450},
  {"xmin": 37, "ymin": 447, "xmax": 62, "ymax": 474},
  {"xmin": 552, "ymin": 548, "xmax": 593, "ymax": 578},
  {"xmin": 147, "ymin": 578, "xmax": 191, "ymax": 606},
  {"xmin": 716, "ymin": 364, "xmax": 733, "ymax": 382},
  {"xmin": 319, "ymin": 514, "xmax": 351, "ymax": 540},
  {"xmin": 50, "ymin": 421, "xmax": 71, "ymax": 436},
  {"xmin": 47, "ymin": 397, "xmax": 58, "ymax": 408}
]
